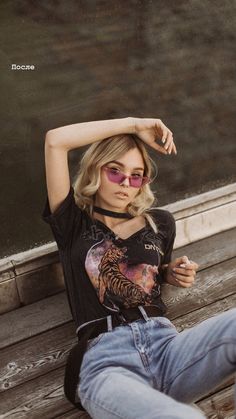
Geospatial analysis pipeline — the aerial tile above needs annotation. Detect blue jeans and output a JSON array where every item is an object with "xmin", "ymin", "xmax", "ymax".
[{"xmin": 77, "ymin": 308, "xmax": 236, "ymax": 419}]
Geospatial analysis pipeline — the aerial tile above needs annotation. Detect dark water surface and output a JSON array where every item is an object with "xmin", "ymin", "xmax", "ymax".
[{"xmin": 1, "ymin": 0, "xmax": 236, "ymax": 257}]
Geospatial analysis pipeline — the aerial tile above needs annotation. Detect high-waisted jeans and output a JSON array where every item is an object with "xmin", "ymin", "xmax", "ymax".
[{"xmin": 77, "ymin": 308, "xmax": 236, "ymax": 419}]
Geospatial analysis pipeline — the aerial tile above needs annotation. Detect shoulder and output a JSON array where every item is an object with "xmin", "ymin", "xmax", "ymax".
[
  {"xmin": 148, "ymin": 208, "xmax": 175, "ymax": 226},
  {"xmin": 147, "ymin": 208, "xmax": 176, "ymax": 239}
]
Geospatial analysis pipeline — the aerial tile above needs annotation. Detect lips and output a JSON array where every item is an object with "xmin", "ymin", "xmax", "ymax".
[{"xmin": 115, "ymin": 191, "xmax": 129, "ymax": 198}]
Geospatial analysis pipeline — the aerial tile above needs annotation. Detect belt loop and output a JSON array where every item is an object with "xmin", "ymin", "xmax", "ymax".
[
  {"xmin": 107, "ymin": 315, "xmax": 113, "ymax": 332},
  {"xmin": 138, "ymin": 305, "xmax": 149, "ymax": 322}
]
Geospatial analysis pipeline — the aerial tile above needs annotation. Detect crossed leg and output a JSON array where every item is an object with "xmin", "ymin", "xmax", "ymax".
[
  {"xmin": 159, "ymin": 308, "xmax": 236, "ymax": 407},
  {"xmin": 79, "ymin": 366, "xmax": 206, "ymax": 419}
]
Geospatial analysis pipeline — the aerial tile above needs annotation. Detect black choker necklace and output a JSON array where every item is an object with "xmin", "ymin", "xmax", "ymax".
[{"xmin": 93, "ymin": 206, "xmax": 133, "ymax": 219}]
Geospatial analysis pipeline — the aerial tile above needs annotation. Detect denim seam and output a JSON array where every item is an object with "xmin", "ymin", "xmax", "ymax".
[
  {"xmin": 82, "ymin": 396, "xmax": 130, "ymax": 419},
  {"xmin": 163, "ymin": 337, "xmax": 236, "ymax": 391}
]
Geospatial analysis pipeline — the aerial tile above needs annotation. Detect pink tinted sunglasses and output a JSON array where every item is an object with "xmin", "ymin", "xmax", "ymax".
[{"xmin": 102, "ymin": 166, "xmax": 151, "ymax": 188}]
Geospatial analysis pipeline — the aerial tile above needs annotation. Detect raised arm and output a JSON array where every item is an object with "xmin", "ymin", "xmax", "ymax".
[
  {"xmin": 44, "ymin": 116, "xmax": 176, "ymax": 214},
  {"xmin": 44, "ymin": 117, "xmax": 134, "ymax": 214}
]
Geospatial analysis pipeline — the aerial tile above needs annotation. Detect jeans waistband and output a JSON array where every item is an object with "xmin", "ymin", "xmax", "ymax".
[
  {"xmin": 65, "ymin": 305, "xmax": 166, "ymax": 409},
  {"xmin": 76, "ymin": 305, "xmax": 166, "ymax": 338}
]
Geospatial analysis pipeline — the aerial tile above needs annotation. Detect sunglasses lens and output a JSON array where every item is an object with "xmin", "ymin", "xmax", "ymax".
[
  {"xmin": 141, "ymin": 177, "xmax": 150, "ymax": 186},
  {"xmin": 129, "ymin": 177, "xmax": 143, "ymax": 187},
  {"xmin": 104, "ymin": 168, "xmax": 150, "ymax": 188},
  {"xmin": 130, "ymin": 176, "xmax": 149, "ymax": 188},
  {"xmin": 106, "ymin": 169, "xmax": 124, "ymax": 184}
]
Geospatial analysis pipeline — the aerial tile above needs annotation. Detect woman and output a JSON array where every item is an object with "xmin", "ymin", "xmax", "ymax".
[{"xmin": 42, "ymin": 117, "xmax": 236, "ymax": 419}]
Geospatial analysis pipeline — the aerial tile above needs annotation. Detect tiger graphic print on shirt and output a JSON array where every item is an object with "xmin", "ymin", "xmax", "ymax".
[
  {"xmin": 85, "ymin": 239, "xmax": 161, "ymax": 312},
  {"xmin": 98, "ymin": 245, "xmax": 152, "ymax": 308}
]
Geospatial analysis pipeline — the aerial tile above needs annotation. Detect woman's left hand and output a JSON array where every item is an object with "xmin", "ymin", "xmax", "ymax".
[
  {"xmin": 133, "ymin": 117, "xmax": 177, "ymax": 155},
  {"xmin": 164, "ymin": 256, "xmax": 199, "ymax": 288}
]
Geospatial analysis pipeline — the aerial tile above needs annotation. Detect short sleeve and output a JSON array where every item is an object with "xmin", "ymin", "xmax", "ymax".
[
  {"xmin": 162, "ymin": 212, "xmax": 176, "ymax": 265},
  {"xmin": 158, "ymin": 211, "xmax": 176, "ymax": 284},
  {"xmin": 41, "ymin": 185, "xmax": 81, "ymax": 250}
]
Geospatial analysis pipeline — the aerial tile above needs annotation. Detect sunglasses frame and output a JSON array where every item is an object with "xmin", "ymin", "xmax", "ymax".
[{"xmin": 102, "ymin": 166, "xmax": 151, "ymax": 188}]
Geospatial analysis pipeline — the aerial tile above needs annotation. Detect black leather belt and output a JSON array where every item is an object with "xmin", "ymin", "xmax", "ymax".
[
  {"xmin": 77, "ymin": 305, "xmax": 165, "ymax": 340},
  {"xmin": 64, "ymin": 305, "xmax": 167, "ymax": 410}
]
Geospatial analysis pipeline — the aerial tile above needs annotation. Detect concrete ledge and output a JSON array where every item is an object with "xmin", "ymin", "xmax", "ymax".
[
  {"xmin": 163, "ymin": 182, "xmax": 236, "ymax": 217},
  {"xmin": 162, "ymin": 182, "xmax": 236, "ymax": 248},
  {"xmin": 174, "ymin": 200, "xmax": 236, "ymax": 248}
]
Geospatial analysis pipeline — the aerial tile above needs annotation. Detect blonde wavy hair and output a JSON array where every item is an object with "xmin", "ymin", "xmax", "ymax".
[{"xmin": 73, "ymin": 134, "xmax": 158, "ymax": 233}]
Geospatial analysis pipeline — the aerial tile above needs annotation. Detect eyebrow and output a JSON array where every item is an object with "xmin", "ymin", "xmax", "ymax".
[{"xmin": 108, "ymin": 160, "xmax": 144, "ymax": 171}]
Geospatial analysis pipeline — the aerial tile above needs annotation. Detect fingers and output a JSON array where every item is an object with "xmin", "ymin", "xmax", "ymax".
[
  {"xmin": 175, "ymin": 280, "xmax": 193, "ymax": 288},
  {"xmin": 171, "ymin": 270, "xmax": 195, "ymax": 288},
  {"xmin": 173, "ymin": 267, "xmax": 196, "ymax": 276},
  {"xmin": 151, "ymin": 119, "xmax": 177, "ymax": 156},
  {"xmin": 161, "ymin": 126, "xmax": 171, "ymax": 144},
  {"xmin": 170, "ymin": 255, "xmax": 198, "ymax": 288},
  {"xmin": 165, "ymin": 140, "xmax": 177, "ymax": 155},
  {"xmin": 170, "ymin": 274, "xmax": 194, "ymax": 288},
  {"xmin": 171, "ymin": 270, "xmax": 196, "ymax": 285},
  {"xmin": 154, "ymin": 139, "xmax": 177, "ymax": 155},
  {"xmin": 162, "ymin": 129, "xmax": 174, "ymax": 153},
  {"xmin": 151, "ymin": 142, "xmax": 170, "ymax": 155},
  {"xmin": 172, "ymin": 267, "xmax": 196, "ymax": 279},
  {"xmin": 180, "ymin": 261, "xmax": 199, "ymax": 271},
  {"xmin": 174, "ymin": 256, "xmax": 199, "ymax": 271},
  {"xmin": 172, "ymin": 142, "xmax": 177, "ymax": 155},
  {"xmin": 162, "ymin": 132, "xmax": 177, "ymax": 155}
]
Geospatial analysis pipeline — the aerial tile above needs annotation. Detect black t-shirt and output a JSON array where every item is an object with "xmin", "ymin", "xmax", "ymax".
[{"xmin": 42, "ymin": 186, "xmax": 176, "ymax": 330}]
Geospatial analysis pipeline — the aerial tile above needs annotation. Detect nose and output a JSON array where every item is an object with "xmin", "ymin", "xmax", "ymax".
[{"xmin": 119, "ymin": 175, "xmax": 130, "ymax": 187}]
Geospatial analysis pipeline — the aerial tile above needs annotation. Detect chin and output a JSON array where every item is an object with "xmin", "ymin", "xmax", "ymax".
[{"xmin": 110, "ymin": 200, "xmax": 129, "ymax": 210}]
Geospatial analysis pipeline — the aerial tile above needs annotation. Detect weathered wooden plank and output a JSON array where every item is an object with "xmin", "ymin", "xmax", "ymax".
[
  {"xmin": 0, "ymin": 292, "xmax": 72, "ymax": 349},
  {"xmin": 37, "ymin": 382, "xmax": 236, "ymax": 419},
  {"xmin": 0, "ymin": 292, "xmax": 235, "ymax": 396},
  {"xmin": 16, "ymin": 262, "xmax": 64, "ymax": 305},
  {"xmin": 162, "ymin": 258, "xmax": 236, "ymax": 318},
  {"xmin": 0, "ymin": 365, "xmax": 234, "ymax": 419},
  {"xmin": 0, "ymin": 367, "xmax": 71, "ymax": 418},
  {"xmin": 172, "ymin": 227, "xmax": 236, "ymax": 270},
  {"xmin": 0, "ymin": 322, "xmax": 76, "ymax": 393},
  {"xmin": 173, "ymin": 294, "xmax": 236, "ymax": 332},
  {"xmin": 54, "ymin": 409, "xmax": 90, "ymax": 418},
  {"xmin": 196, "ymin": 384, "xmax": 235, "ymax": 419},
  {"xmin": 0, "ymin": 279, "xmax": 20, "ymax": 315}
]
